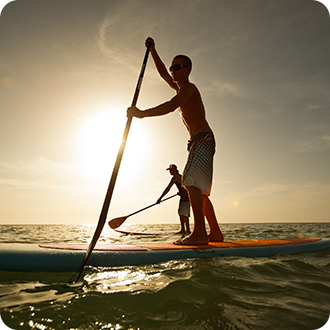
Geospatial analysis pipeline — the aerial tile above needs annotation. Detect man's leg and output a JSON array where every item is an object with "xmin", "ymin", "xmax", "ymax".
[
  {"xmin": 176, "ymin": 216, "xmax": 185, "ymax": 235},
  {"xmin": 175, "ymin": 216, "xmax": 185, "ymax": 234},
  {"xmin": 203, "ymin": 196, "xmax": 224, "ymax": 242},
  {"xmin": 182, "ymin": 216, "xmax": 191, "ymax": 234},
  {"xmin": 174, "ymin": 186, "xmax": 208, "ymax": 245}
]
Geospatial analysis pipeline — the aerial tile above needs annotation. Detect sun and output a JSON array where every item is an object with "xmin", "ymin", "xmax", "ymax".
[{"xmin": 77, "ymin": 106, "xmax": 149, "ymax": 180}]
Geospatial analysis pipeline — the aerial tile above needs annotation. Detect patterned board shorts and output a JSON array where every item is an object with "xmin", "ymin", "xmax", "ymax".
[
  {"xmin": 178, "ymin": 201, "xmax": 190, "ymax": 218},
  {"xmin": 182, "ymin": 129, "xmax": 216, "ymax": 196}
]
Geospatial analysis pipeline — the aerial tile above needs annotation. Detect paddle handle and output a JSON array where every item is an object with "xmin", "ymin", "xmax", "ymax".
[{"xmin": 69, "ymin": 43, "xmax": 151, "ymax": 284}]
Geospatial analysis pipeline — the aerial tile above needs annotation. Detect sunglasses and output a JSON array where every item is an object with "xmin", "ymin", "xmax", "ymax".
[{"xmin": 169, "ymin": 64, "xmax": 189, "ymax": 72}]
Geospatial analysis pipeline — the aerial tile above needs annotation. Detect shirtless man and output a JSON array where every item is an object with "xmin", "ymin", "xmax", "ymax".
[
  {"xmin": 127, "ymin": 37, "xmax": 224, "ymax": 245},
  {"xmin": 157, "ymin": 164, "xmax": 191, "ymax": 235}
]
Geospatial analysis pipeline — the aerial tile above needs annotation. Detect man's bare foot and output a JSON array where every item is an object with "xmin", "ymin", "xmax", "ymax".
[
  {"xmin": 208, "ymin": 232, "xmax": 224, "ymax": 242},
  {"xmin": 180, "ymin": 232, "xmax": 191, "ymax": 239},
  {"xmin": 175, "ymin": 230, "xmax": 191, "ymax": 236},
  {"xmin": 174, "ymin": 233, "xmax": 209, "ymax": 245},
  {"xmin": 175, "ymin": 230, "xmax": 186, "ymax": 235}
]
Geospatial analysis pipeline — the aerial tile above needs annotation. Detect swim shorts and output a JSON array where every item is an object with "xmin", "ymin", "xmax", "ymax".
[
  {"xmin": 178, "ymin": 200, "xmax": 190, "ymax": 218},
  {"xmin": 182, "ymin": 129, "xmax": 216, "ymax": 196}
]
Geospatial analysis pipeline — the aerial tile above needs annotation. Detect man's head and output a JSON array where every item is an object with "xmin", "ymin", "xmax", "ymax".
[
  {"xmin": 171, "ymin": 55, "xmax": 192, "ymax": 70},
  {"xmin": 166, "ymin": 164, "xmax": 179, "ymax": 175},
  {"xmin": 170, "ymin": 55, "xmax": 192, "ymax": 83}
]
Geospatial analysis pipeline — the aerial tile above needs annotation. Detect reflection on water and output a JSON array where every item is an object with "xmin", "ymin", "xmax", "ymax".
[{"xmin": 84, "ymin": 260, "xmax": 193, "ymax": 295}]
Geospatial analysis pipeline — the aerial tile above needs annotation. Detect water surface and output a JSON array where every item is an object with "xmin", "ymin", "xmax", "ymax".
[{"xmin": 0, "ymin": 222, "xmax": 329, "ymax": 329}]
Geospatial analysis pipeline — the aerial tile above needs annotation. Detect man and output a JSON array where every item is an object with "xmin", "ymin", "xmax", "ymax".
[
  {"xmin": 157, "ymin": 164, "xmax": 191, "ymax": 235},
  {"xmin": 127, "ymin": 37, "xmax": 224, "ymax": 245}
]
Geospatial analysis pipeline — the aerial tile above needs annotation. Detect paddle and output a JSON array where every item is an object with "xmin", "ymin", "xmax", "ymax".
[
  {"xmin": 108, "ymin": 193, "xmax": 179, "ymax": 229},
  {"xmin": 69, "ymin": 43, "xmax": 151, "ymax": 284}
]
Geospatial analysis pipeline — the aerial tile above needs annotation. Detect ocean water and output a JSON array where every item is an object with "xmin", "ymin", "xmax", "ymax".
[{"xmin": 0, "ymin": 222, "xmax": 330, "ymax": 330}]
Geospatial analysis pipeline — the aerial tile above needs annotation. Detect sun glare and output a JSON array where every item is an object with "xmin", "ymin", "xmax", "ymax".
[{"xmin": 78, "ymin": 107, "xmax": 149, "ymax": 180}]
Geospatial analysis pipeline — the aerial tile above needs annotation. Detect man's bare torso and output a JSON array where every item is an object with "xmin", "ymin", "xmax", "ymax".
[{"xmin": 178, "ymin": 83, "xmax": 211, "ymax": 137}]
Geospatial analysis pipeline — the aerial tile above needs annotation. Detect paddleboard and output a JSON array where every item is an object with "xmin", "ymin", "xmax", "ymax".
[
  {"xmin": 0, "ymin": 238, "xmax": 329, "ymax": 272},
  {"xmin": 114, "ymin": 229, "xmax": 165, "ymax": 236}
]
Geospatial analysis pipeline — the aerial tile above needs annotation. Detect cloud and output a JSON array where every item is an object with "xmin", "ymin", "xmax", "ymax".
[
  {"xmin": 203, "ymin": 80, "xmax": 248, "ymax": 99},
  {"xmin": 0, "ymin": 62, "xmax": 16, "ymax": 75},
  {"xmin": 0, "ymin": 157, "xmax": 100, "ymax": 196},
  {"xmin": 94, "ymin": 1, "xmax": 159, "ymax": 77},
  {"xmin": 247, "ymin": 183, "xmax": 288, "ymax": 198},
  {"xmin": 304, "ymin": 105, "xmax": 323, "ymax": 112},
  {"xmin": 231, "ymin": 181, "xmax": 330, "ymax": 203},
  {"xmin": 294, "ymin": 134, "xmax": 330, "ymax": 153}
]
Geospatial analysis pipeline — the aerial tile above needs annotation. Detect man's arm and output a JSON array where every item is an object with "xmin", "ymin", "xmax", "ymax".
[
  {"xmin": 157, "ymin": 178, "xmax": 176, "ymax": 204},
  {"xmin": 146, "ymin": 37, "xmax": 178, "ymax": 91},
  {"xmin": 127, "ymin": 83, "xmax": 194, "ymax": 118}
]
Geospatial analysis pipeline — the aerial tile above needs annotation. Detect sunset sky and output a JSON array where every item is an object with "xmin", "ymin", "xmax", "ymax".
[{"xmin": 0, "ymin": 0, "xmax": 329, "ymax": 226}]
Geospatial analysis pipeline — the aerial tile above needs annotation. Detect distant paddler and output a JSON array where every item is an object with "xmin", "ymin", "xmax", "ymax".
[{"xmin": 157, "ymin": 164, "xmax": 191, "ymax": 235}]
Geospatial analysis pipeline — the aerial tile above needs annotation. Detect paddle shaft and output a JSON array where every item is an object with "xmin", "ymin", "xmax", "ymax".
[
  {"xmin": 127, "ymin": 193, "xmax": 178, "ymax": 218},
  {"xmin": 70, "ymin": 44, "xmax": 151, "ymax": 284},
  {"xmin": 109, "ymin": 193, "xmax": 179, "ymax": 229}
]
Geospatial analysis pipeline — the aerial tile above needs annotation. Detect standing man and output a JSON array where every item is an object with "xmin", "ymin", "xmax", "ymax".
[
  {"xmin": 127, "ymin": 37, "xmax": 224, "ymax": 245},
  {"xmin": 157, "ymin": 164, "xmax": 191, "ymax": 235}
]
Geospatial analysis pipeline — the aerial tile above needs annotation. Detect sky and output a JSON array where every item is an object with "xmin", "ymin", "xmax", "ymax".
[{"xmin": 0, "ymin": 0, "xmax": 329, "ymax": 226}]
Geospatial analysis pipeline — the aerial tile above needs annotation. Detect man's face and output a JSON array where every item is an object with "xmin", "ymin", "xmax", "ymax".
[{"xmin": 170, "ymin": 58, "xmax": 190, "ymax": 83}]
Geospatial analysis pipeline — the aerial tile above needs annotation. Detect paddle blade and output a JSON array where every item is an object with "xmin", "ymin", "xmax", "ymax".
[{"xmin": 108, "ymin": 216, "xmax": 127, "ymax": 229}]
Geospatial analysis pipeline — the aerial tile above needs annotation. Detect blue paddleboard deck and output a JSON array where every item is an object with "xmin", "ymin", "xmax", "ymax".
[{"xmin": 0, "ymin": 238, "xmax": 329, "ymax": 272}]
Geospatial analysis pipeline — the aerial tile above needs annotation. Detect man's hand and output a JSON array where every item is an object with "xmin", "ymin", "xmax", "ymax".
[
  {"xmin": 145, "ymin": 37, "xmax": 155, "ymax": 52},
  {"xmin": 127, "ymin": 106, "xmax": 144, "ymax": 118}
]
